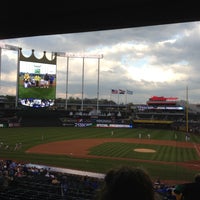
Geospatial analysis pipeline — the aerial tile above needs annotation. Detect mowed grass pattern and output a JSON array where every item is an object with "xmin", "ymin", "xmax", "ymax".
[
  {"xmin": 0, "ymin": 127, "xmax": 200, "ymax": 182},
  {"xmin": 89, "ymin": 142, "xmax": 199, "ymax": 162}
]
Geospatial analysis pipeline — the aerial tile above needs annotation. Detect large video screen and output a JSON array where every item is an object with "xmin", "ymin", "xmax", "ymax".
[{"xmin": 18, "ymin": 60, "xmax": 57, "ymax": 108}]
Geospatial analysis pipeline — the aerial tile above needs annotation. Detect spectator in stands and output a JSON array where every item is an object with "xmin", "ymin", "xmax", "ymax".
[
  {"xmin": 60, "ymin": 175, "xmax": 68, "ymax": 197},
  {"xmin": 174, "ymin": 173, "xmax": 200, "ymax": 200},
  {"xmin": 0, "ymin": 171, "xmax": 4, "ymax": 190},
  {"xmin": 1, "ymin": 170, "xmax": 13, "ymax": 189},
  {"xmin": 96, "ymin": 165, "xmax": 158, "ymax": 200},
  {"xmin": 166, "ymin": 188, "xmax": 176, "ymax": 200}
]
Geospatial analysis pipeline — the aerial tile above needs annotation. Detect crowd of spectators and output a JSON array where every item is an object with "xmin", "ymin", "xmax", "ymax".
[
  {"xmin": 0, "ymin": 159, "xmax": 199, "ymax": 200},
  {"xmin": 0, "ymin": 159, "xmax": 104, "ymax": 199}
]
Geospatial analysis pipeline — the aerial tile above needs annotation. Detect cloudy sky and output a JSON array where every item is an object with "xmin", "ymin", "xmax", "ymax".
[{"xmin": 1, "ymin": 21, "xmax": 200, "ymax": 104}]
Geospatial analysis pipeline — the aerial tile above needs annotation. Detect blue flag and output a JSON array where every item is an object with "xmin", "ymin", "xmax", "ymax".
[{"xmin": 127, "ymin": 90, "xmax": 133, "ymax": 95}]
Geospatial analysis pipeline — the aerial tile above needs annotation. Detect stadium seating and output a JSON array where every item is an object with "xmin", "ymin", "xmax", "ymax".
[{"xmin": 0, "ymin": 160, "xmax": 103, "ymax": 200}]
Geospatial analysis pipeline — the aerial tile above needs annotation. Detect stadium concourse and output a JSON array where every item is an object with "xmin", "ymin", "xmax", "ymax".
[{"xmin": 1, "ymin": 95, "xmax": 200, "ymax": 134}]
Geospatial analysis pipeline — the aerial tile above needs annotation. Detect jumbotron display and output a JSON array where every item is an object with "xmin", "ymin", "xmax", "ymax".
[{"xmin": 18, "ymin": 49, "xmax": 57, "ymax": 108}]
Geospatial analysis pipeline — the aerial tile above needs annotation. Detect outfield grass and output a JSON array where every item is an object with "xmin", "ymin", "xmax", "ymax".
[
  {"xmin": 18, "ymin": 83, "xmax": 56, "ymax": 99},
  {"xmin": 0, "ymin": 127, "xmax": 200, "ymax": 182},
  {"xmin": 89, "ymin": 142, "xmax": 199, "ymax": 162}
]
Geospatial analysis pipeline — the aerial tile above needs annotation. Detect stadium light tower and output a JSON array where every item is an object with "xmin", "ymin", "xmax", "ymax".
[
  {"xmin": 0, "ymin": 43, "xmax": 20, "ymax": 51},
  {"xmin": 186, "ymin": 85, "xmax": 189, "ymax": 133},
  {"xmin": 0, "ymin": 43, "xmax": 20, "ymax": 108},
  {"xmin": 56, "ymin": 52, "xmax": 103, "ymax": 115}
]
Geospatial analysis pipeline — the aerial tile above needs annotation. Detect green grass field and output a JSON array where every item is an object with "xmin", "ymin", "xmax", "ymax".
[
  {"xmin": 18, "ymin": 77, "xmax": 56, "ymax": 99},
  {"xmin": 18, "ymin": 85, "xmax": 56, "ymax": 99},
  {"xmin": 0, "ymin": 127, "xmax": 200, "ymax": 182}
]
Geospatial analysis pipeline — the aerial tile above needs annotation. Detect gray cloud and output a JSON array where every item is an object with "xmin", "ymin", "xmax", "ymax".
[{"xmin": 1, "ymin": 21, "xmax": 200, "ymax": 104}]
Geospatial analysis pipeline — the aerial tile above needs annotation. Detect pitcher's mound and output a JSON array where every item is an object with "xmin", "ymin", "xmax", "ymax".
[{"xmin": 134, "ymin": 148, "xmax": 156, "ymax": 153}]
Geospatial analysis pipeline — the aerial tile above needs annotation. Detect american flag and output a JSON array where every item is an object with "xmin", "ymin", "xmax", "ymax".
[
  {"xmin": 111, "ymin": 89, "xmax": 118, "ymax": 94},
  {"xmin": 119, "ymin": 89, "xmax": 125, "ymax": 94}
]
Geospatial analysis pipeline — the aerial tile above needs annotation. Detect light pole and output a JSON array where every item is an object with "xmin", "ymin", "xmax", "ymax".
[
  {"xmin": 97, "ymin": 57, "xmax": 101, "ymax": 114},
  {"xmin": 66, "ymin": 56, "xmax": 69, "ymax": 110},
  {"xmin": 81, "ymin": 57, "xmax": 85, "ymax": 112},
  {"xmin": 0, "ymin": 47, "xmax": 2, "ymax": 90},
  {"xmin": 186, "ymin": 85, "xmax": 189, "ymax": 133},
  {"xmin": 56, "ymin": 52, "xmax": 103, "ymax": 113},
  {"xmin": 0, "ymin": 43, "xmax": 20, "ymax": 108}
]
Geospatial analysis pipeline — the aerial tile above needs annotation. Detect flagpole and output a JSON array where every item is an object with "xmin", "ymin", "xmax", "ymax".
[
  {"xmin": 125, "ymin": 90, "xmax": 127, "ymax": 105},
  {"xmin": 125, "ymin": 90, "xmax": 128, "ymax": 116},
  {"xmin": 117, "ymin": 90, "xmax": 119, "ymax": 110},
  {"xmin": 110, "ymin": 89, "xmax": 112, "ymax": 110},
  {"xmin": 110, "ymin": 90, "xmax": 112, "ymax": 102}
]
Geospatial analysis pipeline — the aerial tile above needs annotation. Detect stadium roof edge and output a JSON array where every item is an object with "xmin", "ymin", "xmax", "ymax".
[{"xmin": 1, "ymin": 0, "xmax": 200, "ymax": 39}]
